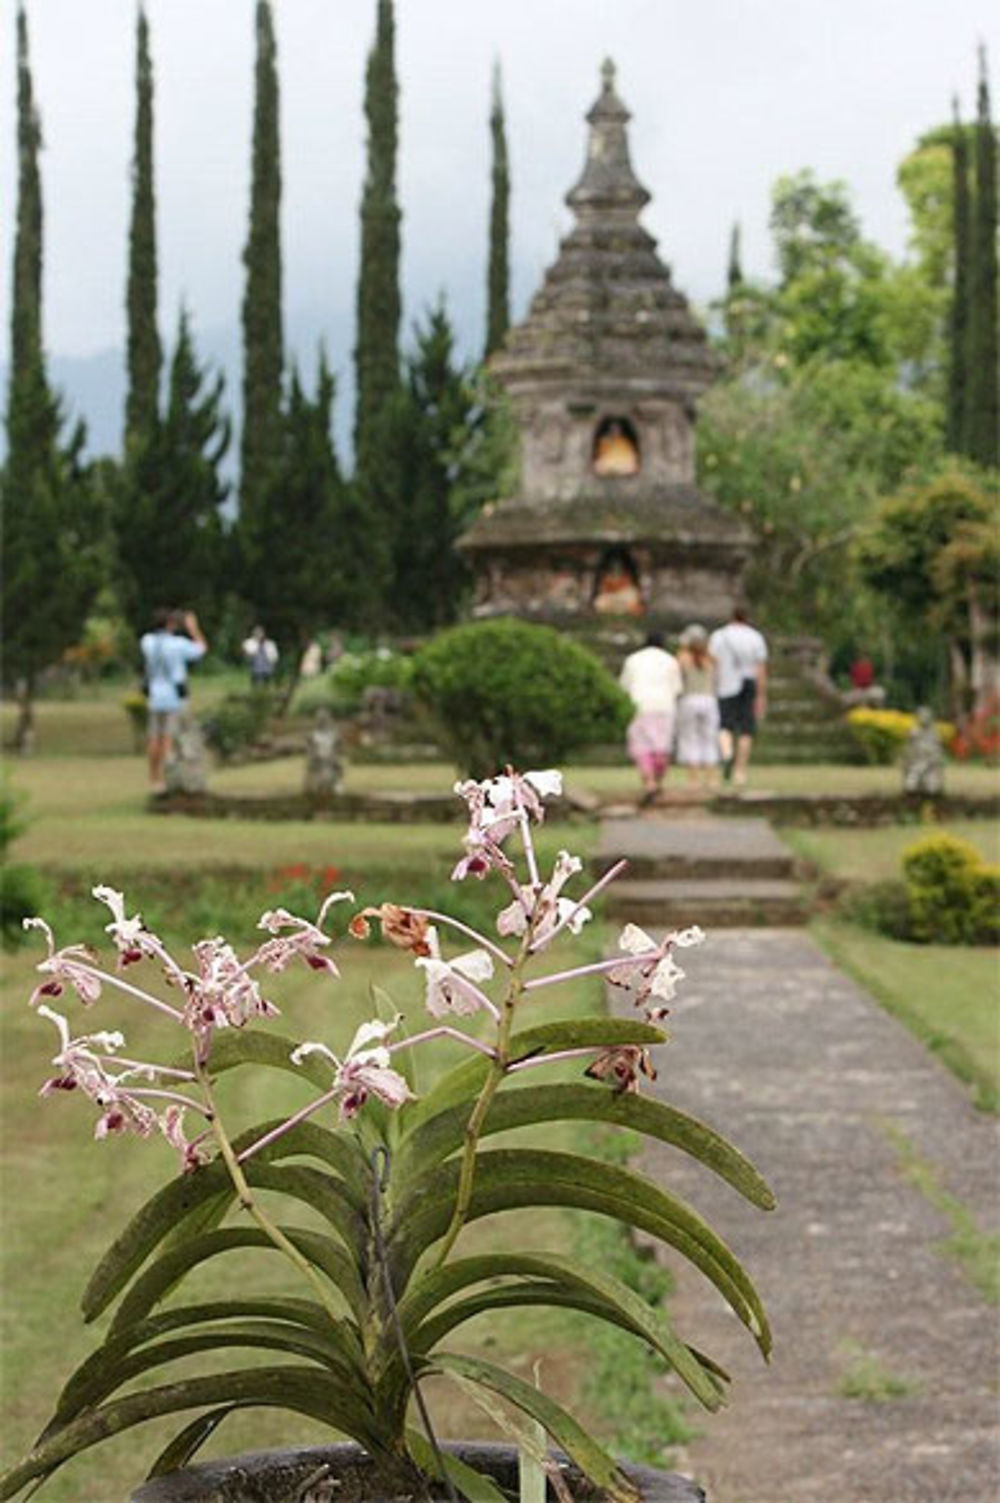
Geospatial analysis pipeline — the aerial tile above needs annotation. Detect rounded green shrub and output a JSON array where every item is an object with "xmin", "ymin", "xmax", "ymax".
[
  {"xmin": 902, "ymin": 832, "xmax": 998, "ymax": 945},
  {"xmin": 200, "ymin": 690, "xmax": 273, "ymax": 763},
  {"xmin": 412, "ymin": 618, "xmax": 632, "ymax": 777}
]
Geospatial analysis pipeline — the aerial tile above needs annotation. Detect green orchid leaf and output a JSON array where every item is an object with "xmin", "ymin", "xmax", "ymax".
[
  {"xmin": 405, "ymin": 1429, "xmax": 508, "ymax": 1503},
  {"xmin": 389, "ymin": 1150, "xmax": 770, "ymax": 1356},
  {"xmin": 425, "ymin": 1353, "xmax": 638, "ymax": 1503},
  {"xmin": 241, "ymin": 1161, "xmax": 365, "ymax": 1248},
  {"xmin": 107, "ymin": 1226, "xmax": 364, "ymax": 1336},
  {"xmin": 49, "ymin": 1321, "xmax": 364, "ymax": 1430},
  {"xmin": 144, "ymin": 1407, "xmax": 234, "ymax": 1479},
  {"xmin": 0, "ymin": 1367, "xmax": 380, "ymax": 1501},
  {"xmin": 403, "ymin": 1017, "xmax": 668, "ymax": 1130},
  {"xmin": 395, "ymin": 1081, "xmax": 775, "ymax": 1209},
  {"xmin": 50, "ymin": 1298, "xmax": 351, "ymax": 1433},
  {"xmin": 82, "ymin": 1123, "xmax": 367, "ymax": 1323},
  {"xmin": 399, "ymin": 1250, "xmax": 722, "ymax": 1408}
]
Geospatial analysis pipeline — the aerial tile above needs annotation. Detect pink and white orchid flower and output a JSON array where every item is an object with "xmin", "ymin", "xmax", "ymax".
[
  {"xmin": 92, "ymin": 885, "xmax": 156, "ymax": 967},
  {"xmin": 253, "ymin": 890, "xmax": 354, "ymax": 976},
  {"xmin": 185, "ymin": 937, "xmax": 278, "ymax": 1042},
  {"xmin": 291, "ymin": 1017, "xmax": 414, "ymax": 1123},
  {"xmin": 24, "ymin": 917, "xmax": 103, "ymax": 1008},
  {"xmin": 607, "ymin": 922, "xmax": 705, "ymax": 1021},
  {"xmin": 414, "ymin": 929, "xmax": 497, "ymax": 1018},
  {"xmin": 452, "ymin": 770, "xmax": 563, "ymax": 882},
  {"xmin": 496, "ymin": 850, "xmax": 592, "ymax": 941}
]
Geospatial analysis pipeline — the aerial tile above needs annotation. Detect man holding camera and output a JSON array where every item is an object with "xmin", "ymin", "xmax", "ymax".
[{"xmin": 140, "ymin": 608, "xmax": 208, "ymax": 793}]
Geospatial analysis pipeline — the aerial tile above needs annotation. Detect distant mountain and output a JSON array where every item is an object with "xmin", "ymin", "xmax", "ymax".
[{"xmin": 0, "ymin": 306, "xmax": 359, "ymax": 478}]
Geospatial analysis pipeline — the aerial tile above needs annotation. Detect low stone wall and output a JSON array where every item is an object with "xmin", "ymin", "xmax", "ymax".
[
  {"xmin": 149, "ymin": 790, "xmax": 590, "ymax": 824},
  {"xmin": 712, "ymin": 790, "xmax": 999, "ymax": 827}
]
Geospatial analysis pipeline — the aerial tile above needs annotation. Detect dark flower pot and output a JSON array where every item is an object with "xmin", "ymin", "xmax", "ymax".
[{"xmin": 131, "ymin": 1442, "xmax": 705, "ymax": 1503}]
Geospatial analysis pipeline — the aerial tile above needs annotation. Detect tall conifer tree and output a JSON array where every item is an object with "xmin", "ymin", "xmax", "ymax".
[
  {"xmin": 3, "ymin": 8, "xmax": 102, "ymax": 748},
  {"xmin": 485, "ymin": 61, "xmax": 510, "ymax": 358},
  {"xmin": 947, "ymin": 99, "xmax": 971, "ymax": 453},
  {"xmin": 115, "ymin": 310, "xmax": 230, "ymax": 635},
  {"xmin": 353, "ymin": 0, "xmax": 401, "ymax": 481},
  {"xmin": 124, "ymin": 6, "xmax": 161, "ymax": 447},
  {"xmin": 240, "ymin": 0, "xmax": 284, "ymax": 513},
  {"xmin": 965, "ymin": 47, "xmax": 999, "ymax": 466},
  {"xmin": 727, "ymin": 222, "xmax": 744, "ymax": 289}
]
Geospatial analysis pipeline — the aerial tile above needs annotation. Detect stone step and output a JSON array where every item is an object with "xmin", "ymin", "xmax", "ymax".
[
  {"xmin": 604, "ymin": 877, "xmax": 809, "ymax": 928},
  {"xmin": 595, "ymin": 815, "xmax": 797, "ymax": 880}
]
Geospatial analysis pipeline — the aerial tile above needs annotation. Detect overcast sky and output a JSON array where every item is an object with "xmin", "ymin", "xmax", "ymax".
[{"xmin": 1, "ymin": 0, "xmax": 997, "ymax": 379}]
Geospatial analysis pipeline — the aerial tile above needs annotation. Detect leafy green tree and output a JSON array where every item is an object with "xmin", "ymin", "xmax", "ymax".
[
  {"xmin": 115, "ymin": 310, "xmax": 230, "ymax": 635},
  {"xmin": 485, "ymin": 61, "xmax": 510, "ymax": 358},
  {"xmin": 858, "ymin": 465, "xmax": 999, "ymax": 713},
  {"xmin": 124, "ymin": 6, "xmax": 161, "ymax": 447},
  {"xmin": 353, "ymin": 0, "xmax": 401, "ymax": 486},
  {"xmin": 3, "ymin": 8, "xmax": 104, "ymax": 751},
  {"xmin": 240, "ymin": 355, "xmax": 375, "ymax": 656},
  {"xmin": 240, "ymin": 0, "xmax": 284, "ymax": 520},
  {"xmin": 727, "ymin": 221, "xmax": 743, "ymax": 289},
  {"xmin": 965, "ymin": 47, "xmax": 999, "ymax": 467}
]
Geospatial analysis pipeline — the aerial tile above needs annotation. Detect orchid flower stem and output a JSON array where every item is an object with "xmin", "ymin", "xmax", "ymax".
[
  {"xmin": 518, "ymin": 808, "xmax": 541, "ymax": 891},
  {"xmin": 523, "ymin": 948, "xmax": 660, "ymax": 992},
  {"xmin": 389, "ymin": 1026, "xmax": 497, "ymax": 1060},
  {"xmin": 128, "ymin": 1086, "xmax": 213, "ymax": 1116},
  {"xmin": 237, "ymin": 1083, "xmax": 343, "ymax": 1165},
  {"xmin": 529, "ymin": 859, "xmax": 629, "ymax": 954},
  {"xmin": 72, "ymin": 964, "xmax": 185, "ymax": 1022},
  {"xmin": 195, "ymin": 1059, "xmax": 345, "ymax": 1326},
  {"xmin": 507, "ymin": 1047, "xmax": 603, "ymax": 1074},
  {"xmin": 409, "ymin": 910, "xmax": 512, "ymax": 968},
  {"xmin": 105, "ymin": 1056, "xmax": 196, "ymax": 1080},
  {"xmin": 433, "ymin": 922, "xmax": 535, "ymax": 1268}
]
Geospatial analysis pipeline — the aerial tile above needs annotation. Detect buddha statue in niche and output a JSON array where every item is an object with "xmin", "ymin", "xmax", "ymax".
[{"xmin": 593, "ymin": 417, "xmax": 640, "ymax": 477}]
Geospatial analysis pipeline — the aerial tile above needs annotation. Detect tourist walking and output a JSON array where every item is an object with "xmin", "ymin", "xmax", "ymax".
[
  {"xmin": 242, "ymin": 625, "xmax": 279, "ymax": 688},
  {"xmin": 676, "ymin": 623, "xmax": 720, "ymax": 789},
  {"xmin": 619, "ymin": 631, "xmax": 683, "ymax": 807},
  {"xmin": 709, "ymin": 607, "xmax": 768, "ymax": 787},
  {"xmin": 140, "ymin": 608, "xmax": 208, "ymax": 793}
]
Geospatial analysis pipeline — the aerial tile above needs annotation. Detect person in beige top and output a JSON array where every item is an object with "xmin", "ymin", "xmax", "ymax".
[{"xmin": 676, "ymin": 623, "xmax": 720, "ymax": 789}]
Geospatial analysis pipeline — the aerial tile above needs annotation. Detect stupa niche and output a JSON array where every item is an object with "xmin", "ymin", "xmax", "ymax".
[{"xmin": 459, "ymin": 60, "xmax": 754, "ymax": 627}]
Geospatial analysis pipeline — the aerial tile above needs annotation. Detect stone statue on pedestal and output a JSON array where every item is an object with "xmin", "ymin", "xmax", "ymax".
[
  {"xmin": 902, "ymin": 707, "xmax": 945, "ymax": 795},
  {"xmin": 305, "ymin": 708, "xmax": 342, "ymax": 796},
  {"xmin": 164, "ymin": 713, "xmax": 208, "ymax": 795}
]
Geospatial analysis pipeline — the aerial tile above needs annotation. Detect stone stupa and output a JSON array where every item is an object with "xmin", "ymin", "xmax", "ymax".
[{"xmin": 459, "ymin": 60, "xmax": 753, "ymax": 633}]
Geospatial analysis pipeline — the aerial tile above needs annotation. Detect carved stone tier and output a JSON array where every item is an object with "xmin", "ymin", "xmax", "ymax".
[{"xmin": 459, "ymin": 59, "xmax": 753, "ymax": 629}]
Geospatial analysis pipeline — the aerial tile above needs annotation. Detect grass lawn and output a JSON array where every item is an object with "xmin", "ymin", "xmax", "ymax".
[
  {"xmin": 814, "ymin": 920, "xmax": 1000, "ymax": 1112},
  {"xmin": 786, "ymin": 821, "xmax": 1000, "ymax": 884}
]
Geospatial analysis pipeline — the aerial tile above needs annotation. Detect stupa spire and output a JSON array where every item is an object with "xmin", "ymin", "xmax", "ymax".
[{"xmin": 566, "ymin": 58, "xmax": 650, "ymax": 218}]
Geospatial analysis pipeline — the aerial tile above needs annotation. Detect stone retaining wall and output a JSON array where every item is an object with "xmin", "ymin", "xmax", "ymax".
[{"xmin": 713, "ymin": 791, "xmax": 998, "ymax": 826}]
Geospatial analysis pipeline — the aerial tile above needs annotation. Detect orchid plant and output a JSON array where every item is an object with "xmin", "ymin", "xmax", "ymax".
[{"xmin": 2, "ymin": 770, "xmax": 774, "ymax": 1503}]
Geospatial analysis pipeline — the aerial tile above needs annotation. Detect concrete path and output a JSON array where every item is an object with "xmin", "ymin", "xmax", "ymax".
[{"xmin": 622, "ymin": 929, "xmax": 999, "ymax": 1503}]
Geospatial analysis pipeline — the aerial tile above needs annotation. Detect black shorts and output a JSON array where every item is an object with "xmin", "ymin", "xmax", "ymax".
[{"xmin": 718, "ymin": 679, "xmax": 757, "ymax": 737}]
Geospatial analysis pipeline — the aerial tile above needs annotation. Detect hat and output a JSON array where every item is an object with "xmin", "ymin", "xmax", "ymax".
[{"xmin": 680, "ymin": 623, "xmax": 708, "ymax": 648}]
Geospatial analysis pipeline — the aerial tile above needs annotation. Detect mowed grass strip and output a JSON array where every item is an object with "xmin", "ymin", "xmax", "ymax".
[{"xmin": 786, "ymin": 820, "xmax": 1000, "ymax": 884}]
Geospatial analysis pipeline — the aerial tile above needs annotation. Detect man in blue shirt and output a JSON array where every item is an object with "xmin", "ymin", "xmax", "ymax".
[{"xmin": 140, "ymin": 609, "xmax": 208, "ymax": 792}]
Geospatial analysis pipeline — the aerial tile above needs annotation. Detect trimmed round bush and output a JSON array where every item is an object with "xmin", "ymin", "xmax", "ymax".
[
  {"xmin": 412, "ymin": 618, "xmax": 632, "ymax": 777},
  {"xmin": 902, "ymin": 832, "xmax": 998, "ymax": 945}
]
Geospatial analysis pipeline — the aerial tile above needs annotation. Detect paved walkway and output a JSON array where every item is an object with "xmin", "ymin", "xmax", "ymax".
[
  {"xmin": 600, "ymin": 813, "xmax": 999, "ymax": 1502},
  {"xmin": 622, "ymin": 929, "xmax": 998, "ymax": 1503}
]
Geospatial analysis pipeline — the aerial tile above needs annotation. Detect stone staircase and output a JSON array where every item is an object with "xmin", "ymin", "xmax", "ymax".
[
  {"xmin": 744, "ymin": 636, "xmax": 861, "ymax": 765},
  {"xmin": 595, "ymin": 814, "xmax": 808, "ymax": 928}
]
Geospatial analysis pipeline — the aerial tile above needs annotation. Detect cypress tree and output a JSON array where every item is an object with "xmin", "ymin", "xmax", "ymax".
[
  {"xmin": 3, "ymin": 8, "xmax": 102, "ymax": 749},
  {"xmin": 485, "ymin": 61, "xmax": 510, "ymax": 358},
  {"xmin": 353, "ymin": 0, "xmax": 401, "ymax": 482},
  {"xmin": 727, "ymin": 221, "xmax": 744, "ymax": 289},
  {"xmin": 116, "ymin": 309, "xmax": 230, "ymax": 635},
  {"xmin": 948, "ymin": 98, "xmax": 971, "ymax": 453},
  {"xmin": 124, "ymin": 6, "xmax": 161, "ymax": 447},
  {"xmin": 240, "ymin": 0, "xmax": 284, "ymax": 515},
  {"xmin": 965, "ymin": 47, "xmax": 999, "ymax": 466}
]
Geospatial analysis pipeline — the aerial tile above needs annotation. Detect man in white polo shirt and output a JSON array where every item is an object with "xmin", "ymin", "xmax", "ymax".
[{"xmin": 709, "ymin": 607, "xmax": 768, "ymax": 787}]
